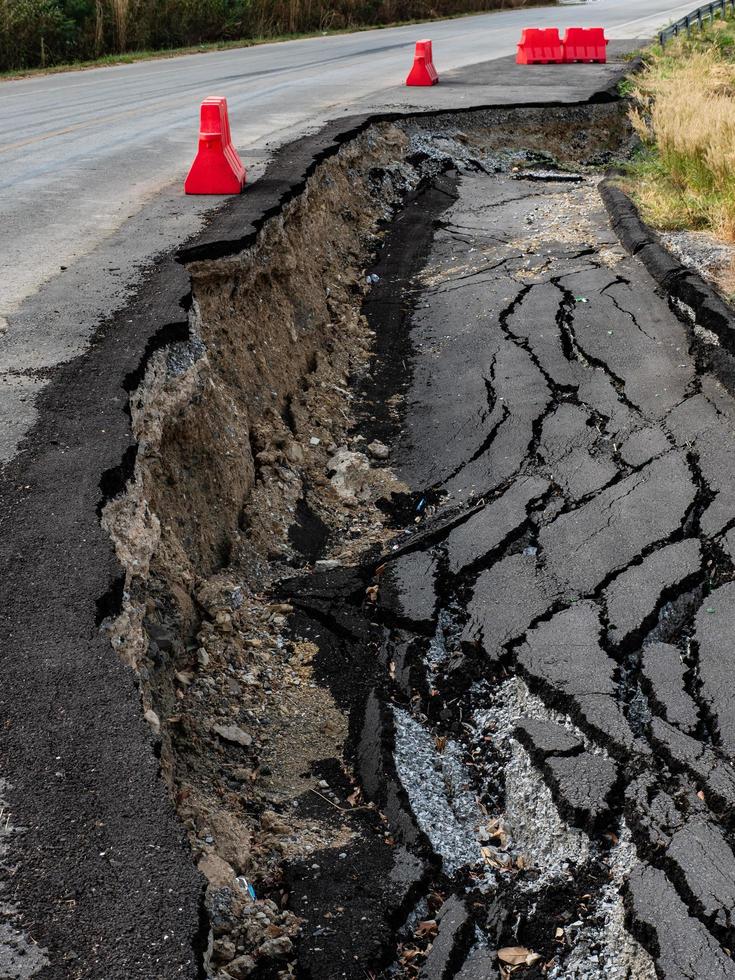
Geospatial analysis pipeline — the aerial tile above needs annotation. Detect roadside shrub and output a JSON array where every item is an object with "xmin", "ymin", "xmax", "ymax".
[{"xmin": 628, "ymin": 26, "xmax": 735, "ymax": 239}]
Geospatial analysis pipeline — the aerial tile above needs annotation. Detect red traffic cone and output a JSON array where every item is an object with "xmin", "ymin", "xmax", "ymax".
[
  {"xmin": 184, "ymin": 97, "xmax": 246, "ymax": 195},
  {"xmin": 406, "ymin": 40, "xmax": 439, "ymax": 86}
]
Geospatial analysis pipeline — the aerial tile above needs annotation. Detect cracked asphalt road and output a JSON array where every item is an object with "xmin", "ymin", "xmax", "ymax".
[{"xmin": 353, "ymin": 166, "xmax": 735, "ymax": 977}]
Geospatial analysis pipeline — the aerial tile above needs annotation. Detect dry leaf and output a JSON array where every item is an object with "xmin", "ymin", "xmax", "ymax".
[
  {"xmin": 485, "ymin": 817, "xmax": 510, "ymax": 848},
  {"xmin": 498, "ymin": 946, "xmax": 542, "ymax": 967},
  {"xmin": 481, "ymin": 846, "xmax": 512, "ymax": 870},
  {"xmin": 415, "ymin": 919, "xmax": 438, "ymax": 938}
]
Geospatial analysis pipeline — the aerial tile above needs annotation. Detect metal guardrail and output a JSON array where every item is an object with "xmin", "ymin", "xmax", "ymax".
[{"xmin": 659, "ymin": 0, "xmax": 735, "ymax": 46}]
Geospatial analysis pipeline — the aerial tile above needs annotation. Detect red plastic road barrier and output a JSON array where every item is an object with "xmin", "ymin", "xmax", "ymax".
[
  {"xmin": 516, "ymin": 28, "xmax": 564, "ymax": 65},
  {"xmin": 406, "ymin": 39, "xmax": 439, "ymax": 86},
  {"xmin": 184, "ymin": 97, "xmax": 246, "ymax": 195},
  {"xmin": 563, "ymin": 28, "xmax": 608, "ymax": 64},
  {"xmin": 204, "ymin": 96, "xmax": 246, "ymax": 181}
]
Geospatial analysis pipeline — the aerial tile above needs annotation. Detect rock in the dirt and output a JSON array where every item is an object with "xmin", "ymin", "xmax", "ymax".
[
  {"xmin": 212, "ymin": 937, "xmax": 237, "ymax": 964},
  {"xmin": 198, "ymin": 852, "xmax": 237, "ymax": 889},
  {"xmin": 226, "ymin": 954, "xmax": 256, "ymax": 978},
  {"xmin": 143, "ymin": 708, "xmax": 160, "ymax": 735},
  {"xmin": 258, "ymin": 936, "xmax": 293, "ymax": 959},
  {"xmin": 327, "ymin": 447, "xmax": 371, "ymax": 499},
  {"xmin": 367, "ymin": 439, "xmax": 390, "ymax": 460},
  {"xmin": 261, "ymin": 809, "xmax": 291, "ymax": 835},
  {"xmin": 213, "ymin": 723, "xmax": 253, "ymax": 748},
  {"xmin": 207, "ymin": 809, "xmax": 251, "ymax": 874}
]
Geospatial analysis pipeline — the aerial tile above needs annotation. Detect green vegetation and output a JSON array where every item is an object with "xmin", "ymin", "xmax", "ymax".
[
  {"xmin": 0, "ymin": 0, "xmax": 548, "ymax": 74},
  {"xmin": 625, "ymin": 12, "xmax": 735, "ymax": 240}
]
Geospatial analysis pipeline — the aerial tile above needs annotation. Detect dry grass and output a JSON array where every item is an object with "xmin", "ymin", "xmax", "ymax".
[{"xmin": 626, "ymin": 20, "xmax": 735, "ymax": 240}]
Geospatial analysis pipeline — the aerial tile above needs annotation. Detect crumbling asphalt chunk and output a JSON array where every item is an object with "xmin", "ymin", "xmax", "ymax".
[
  {"xmin": 455, "ymin": 947, "xmax": 497, "ymax": 980},
  {"xmin": 514, "ymin": 718, "xmax": 584, "ymax": 759},
  {"xmin": 505, "ymin": 281, "xmax": 580, "ymax": 389},
  {"xmin": 419, "ymin": 895, "xmax": 473, "ymax": 980},
  {"xmin": 565, "ymin": 265, "xmax": 693, "ymax": 418},
  {"xmin": 539, "ymin": 451, "xmax": 696, "ymax": 597},
  {"xmin": 516, "ymin": 602, "xmax": 641, "ymax": 758},
  {"xmin": 545, "ymin": 751, "xmax": 618, "ymax": 831},
  {"xmin": 358, "ymin": 690, "xmax": 426, "ymax": 851},
  {"xmin": 618, "ymin": 426, "xmax": 671, "ymax": 468},
  {"xmin": 538, "ymin": 403, "xmax": 618, "ymax": 501},
  {"xmin": 461, "ymin": 552, "xmax": 560, "ymax": 658},
  {"xmin": 463, "ymin": 452, "xmax": 696, "ymax": 657},
  {"xmin": 442, "ymin": 339, "xmax": 552, "ymax": 499},
  {"xmin": 648, "ymin": 716, "xmax": 735, "ymax": 812},
  {"xmin": 695, "ymin": 582, "xmax": 735, "ymax": 756},
  {"xmin": 625, "ymin": 772, "xmax": 687, "ymax": 852},
  {"xmin": 604, "ymin": 539, "xmax": 702, "ymax": 648},
  {"xmin": 444, "ymin": 475, "xmax": 549, "ymax": 575},
  {"xmin": 667, "ymin": 394, "xmax": 735, "ymax": 538},
  {"xmin": 380, "ymin": 550, "xmax": 438, "ymax": 632},
  {"xmin": 625, "ymin": 864, "xmax": 735, "ymax": 980},
  {"xmin": 640, "ymin": 641, "xmax": 699, "ymax": 735},
  {"xmin": 666, "ymin": 817, "xmax": 735, "ymax": 939},
  {"xmin": 286, "ymin": 839, "xmax": 427, "ymax": 980}
]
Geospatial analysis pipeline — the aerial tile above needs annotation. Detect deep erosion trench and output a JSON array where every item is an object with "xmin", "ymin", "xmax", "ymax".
[{"xmin": 102, "ymin": 102, "xmax": 735, "ymax": 980}]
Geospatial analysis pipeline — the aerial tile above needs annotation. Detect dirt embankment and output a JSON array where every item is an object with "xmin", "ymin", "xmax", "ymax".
[{"xmin": 101, "ymin": 103, "xmax": 633, "ymax": 978}]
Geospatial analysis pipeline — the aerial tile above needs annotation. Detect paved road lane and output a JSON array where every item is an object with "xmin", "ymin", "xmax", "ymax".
[
  {"xmin": 0, "ymin": 0, "xmax": 693, "ymax": 319},
  {"xmin": 0, "ymin": 0, "xmax": 695, "ymax": 465}
]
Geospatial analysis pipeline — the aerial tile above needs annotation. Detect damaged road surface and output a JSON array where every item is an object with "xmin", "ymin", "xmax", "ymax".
[
  {"xmin": 7, "ymin": 92, "xmax": 735, "ymax": 979},
  {"xmin": 273, "ymin": 121, "xmax": 735, "ymax": 977}
]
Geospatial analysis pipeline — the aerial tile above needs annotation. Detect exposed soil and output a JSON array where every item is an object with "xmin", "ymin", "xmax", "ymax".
[{"xmin": 97, "ymin": 99, "xmax": 735, "ymax": 980}]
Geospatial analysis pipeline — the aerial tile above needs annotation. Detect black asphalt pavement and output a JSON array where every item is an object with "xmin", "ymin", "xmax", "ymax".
[{"xmin": 367, "ymin": 163, "xmax": 735, "ymax": 976}]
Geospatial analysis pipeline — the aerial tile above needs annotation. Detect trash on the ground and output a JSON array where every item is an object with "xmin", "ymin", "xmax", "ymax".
[
  {"xmin": 416, "ymin": 497, "xmax": 427, "ymax": 513},
  {"xmin": 523, "ymin": 546, "xmax": 538, "ymax": 557},
  {"xmin": 366, "ymin": 273, "xmax": 380, "ymax": 284},
  {"xmin": 575, "ymin": 296, "xmax": 588, "ymax": 303},
  {"xmin": 236, "ymin": 876, "xmax": 257, "ymax": 900}
]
